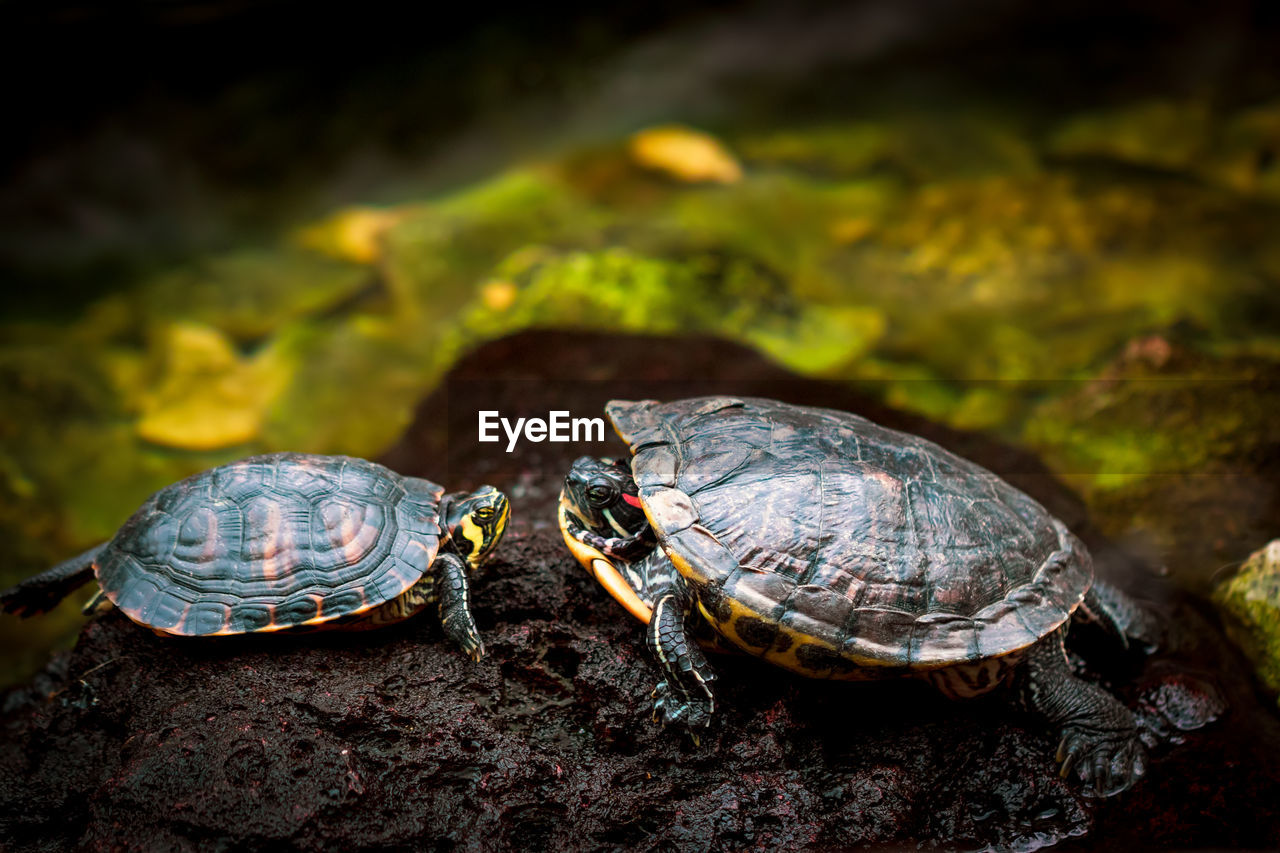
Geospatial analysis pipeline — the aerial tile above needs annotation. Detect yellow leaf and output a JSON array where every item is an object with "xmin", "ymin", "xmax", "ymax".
[
  {"xmin": 629, "ymin": 126, "xmax": 743, "ymax": 184},
  {"xmin": 295, "ymin": 206, "xmax": 404, "ymax": 264},
  {"xmin": 135, "ymin": 324, "xmax": 294, "ymax": 450}
]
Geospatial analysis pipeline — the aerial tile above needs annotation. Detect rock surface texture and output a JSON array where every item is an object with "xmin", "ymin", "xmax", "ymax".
[
  {"xmin": 1214, "ymin": 539, "xmax": 1280, "ymax": 710},
  {"xmin": 2, "ymin": 333, "xmax": 1277, "ymax": 851}
]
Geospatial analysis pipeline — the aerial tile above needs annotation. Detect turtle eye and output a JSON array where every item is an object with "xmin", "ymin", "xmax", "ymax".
[
  {"xmin": 586, "ymin": 482, "xmax": 617, "ymax": 507},
  {"xmin": 474, "ymin": 506, "xmax": 495, "ymax": 521}
]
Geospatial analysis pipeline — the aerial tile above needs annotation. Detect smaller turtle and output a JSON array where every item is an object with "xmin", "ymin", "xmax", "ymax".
[{"xmin": 1, "ymin": 453, "xmax": 509, "ymax": 659}]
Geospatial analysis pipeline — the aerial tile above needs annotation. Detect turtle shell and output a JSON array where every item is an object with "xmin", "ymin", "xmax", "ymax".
[
  {"xmin": 94, "ymin": 453, "xmax": 445, "ymax": 636},
  {"xmin": 607, "ymin": 397, "xmax": 1093, "ymax": 676}
]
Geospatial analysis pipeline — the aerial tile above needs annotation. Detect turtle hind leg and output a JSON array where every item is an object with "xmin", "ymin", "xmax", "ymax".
[
  {"xmin": 647, "ymin": 589, "xmax": 717, "ymax": 738},
  {"xmin": 82, "ymin": 588, "xmax": 113, "ymax": 615},
  {"xmin": 1023, "ymin": 627, "xmax": 1146, "ymax": 797},
  {"xmin": 1, "ymin": 544, "xmax": 105, "ymax": 617},
  {"xmin": 1082, "ymin": 579, "xmax": 1161, "ymax": 653}
]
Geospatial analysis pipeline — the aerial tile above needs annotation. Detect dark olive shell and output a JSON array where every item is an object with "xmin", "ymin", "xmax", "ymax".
[
  {"xmin": 94, "ymin": 453, "xmax": 444, "ymax": 636},
  {"xmin": 607, "ymin": 397, "xmax": 1092, "ymax": 671}
]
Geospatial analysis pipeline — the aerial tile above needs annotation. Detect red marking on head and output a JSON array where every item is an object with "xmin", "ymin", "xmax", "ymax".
[{"xmin": 622, "ymin": 493, "xmax": 643, "ymax": 508}]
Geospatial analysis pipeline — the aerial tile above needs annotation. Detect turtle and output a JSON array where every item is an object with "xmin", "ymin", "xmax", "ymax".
[
  {"xmin": 1, "ymin": 453, "xmax": 509, "ymax": 659},
  {"xmin": 559, "ymin": 396, "xmax": 1156, "ymax": 796}
]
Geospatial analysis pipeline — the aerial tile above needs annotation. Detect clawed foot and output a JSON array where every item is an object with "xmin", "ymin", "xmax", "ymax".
[
  {"xmin": 449, "ymin": 630, "xmax": 486, "ymax": 663},
  {"xmin": 652, "ymin": 678, "xmax": 714, "ymax": 740},
  {"xmin": 1057, "ymin": 724, "xmax": 1147, "ymax": 797},
  {"xmin": 440, "ymin": 607, "xmax": 486, "ymax": 661}
]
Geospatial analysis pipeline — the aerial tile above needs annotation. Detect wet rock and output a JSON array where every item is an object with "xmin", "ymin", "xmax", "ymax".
[
  {"xmin": 1213, "ymin": 539, "xmax": 1280, "ymax": 708},
  {"xmin": 1023, "ymin": 342, "xmax": 1280, "ymax": 589},
  {"xmin": 1, "ymin": 507, "xmax": 1274, "ymax": 851}
]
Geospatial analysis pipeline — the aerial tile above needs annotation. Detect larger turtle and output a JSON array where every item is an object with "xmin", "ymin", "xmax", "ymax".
[
  {"xmin": 2, "ymin": 453, "xmax": 509, "ymax": 659},
  {"xmin": 560, "ymin": 396, "xmax": 1154, "ymax": 796}
]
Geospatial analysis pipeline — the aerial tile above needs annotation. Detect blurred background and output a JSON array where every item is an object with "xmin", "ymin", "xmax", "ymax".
[{"xmin": 1, "ymin": 0, "xmax": 1279, "ymax": 693}]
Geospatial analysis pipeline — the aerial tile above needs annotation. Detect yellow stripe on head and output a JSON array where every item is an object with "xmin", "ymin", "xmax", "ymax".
[{"xmin": 461, "ymin": 515, "xmax": 487, "ymax": 568}]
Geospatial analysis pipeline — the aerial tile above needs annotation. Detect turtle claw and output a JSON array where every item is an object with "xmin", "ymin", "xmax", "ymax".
[
  {"xmin": 463, "ymin": 639, "xmax": 486, "ymax": 663},
  {"xmin": 441, "ymin": 619, "xmax": 486, "ymax": 662},
  {"xmin": 1056, "ymin": 737, "xmax": 1078, "ymax": 779},
  {"xmin": 1057, "ymin": 723, "xmax": 1146, "ymax": 798},
  {"xmin": 651, "ymin": 679, "xmax": 714, "ymax": 733}
]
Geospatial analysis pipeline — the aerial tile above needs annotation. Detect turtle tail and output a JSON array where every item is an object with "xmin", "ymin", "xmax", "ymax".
[{"xmin": 1, "ymin": 544, "xmax": 105, "ymax": 617}]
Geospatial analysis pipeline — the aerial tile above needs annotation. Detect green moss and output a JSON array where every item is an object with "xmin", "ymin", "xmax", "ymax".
[
  {"xmin": 1049, "ymin": 100, "xmax": 1211, "ymax": 171},
  {"xmin": 1021, "ymin": 348, "xmax": 1280, "ymax": 585},
  {"xmin": 1206, "ymin": 100, "xmax": 1280, "ymax": 200},
  {"xmin": 736, "ymin": 115, "xmax": 1038, "ymax": 181},
  {"xmin": 1024, "ymin": 356, "xmax": 1277, "ymax": 492},
  {"xmin": 132, "ymin": 248, "xmax": 370, "ymax": 341},
  {"xmin": 262, "ymin": 316, "xmax": 441, "ymax": 458},
  {"xmin": 453, "ymin": 245, "xmax": 884, "ymax": 375},
  {"xmin": 668, "ymin": 173, "xmax": 901, "ymax": 302},
  {"xmin": 380, "ymin": 169, "xmax": 606, "ymax": 318},
  {"xmin": 737, "ymin": 123, "xmax": 896, "ymax": 175},
  {"xmin": 1213, "ymin": 540, "xmax": 1280, "ymax": 708}
]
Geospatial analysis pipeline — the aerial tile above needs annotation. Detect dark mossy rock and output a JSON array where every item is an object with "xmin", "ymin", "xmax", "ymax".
[
  {"xmin": 2, "ymin": 333, "xmax": 1277, "ymax": 851},
  {"xmin": 1023, "ymin": 339, "xmax": 1280, "ymax": 591},
  {"xmin": 1214, "ymin": 540, "xmax": 1280, "ymax": 709}
]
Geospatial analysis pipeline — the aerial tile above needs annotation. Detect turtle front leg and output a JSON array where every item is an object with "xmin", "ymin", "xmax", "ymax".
[
  {"xmin": 1024, "ymin": 627, "xmax": 1146, "ymax": 797},
  {"xmin": 565, "ymin": 511, "xmax": 657, "ymax": 562},
  {"xmin": 647, "ymin": 589, "xmax": 717, "ymax": 736},
  {"xmin": 434, "ymin": 552, "xmax": 485, "ymax": 662}
]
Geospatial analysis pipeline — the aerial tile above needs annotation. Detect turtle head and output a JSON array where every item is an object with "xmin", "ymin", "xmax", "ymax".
[
  {"xmin": 443, "ymin": 486, "xmax": 510, "ymax": 569},
  {"xmin": 561, "ymin": 456, "xmax": 661, "ymax": 625},
  {"xmin": 562, "ymin": 456, "xmax": 647, "ymax": 540}
]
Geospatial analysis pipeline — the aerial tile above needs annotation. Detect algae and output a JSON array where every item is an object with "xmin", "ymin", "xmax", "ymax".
[
  {"xmin": 1022, "ymin": 343, "xmax": 1280, "ymax": 586},
  {"xmin": 1213, "ymin": 540, "xmax": 1280, "ymax": 709},
  {"xmin": 736, "ymin": 115, "xmax": 1038, "ymax": 181},
  {"xmin": 1208, "ymin": 100, "xmax": 1280, "ymax": 200},
  {"xmin": 131, "ymin": 247, "xmax": 371, "ymax": 341},
  {"xmin": 261, "ymin": 316, "xmax": 440, "ymax": 456},
  {"xmin": 1048, "ymin": 100, "xmax": 1212, "ymax": 171},
  {"xmin": 454, "ymin": 244, "xmax": 885, "ymax": 374}
]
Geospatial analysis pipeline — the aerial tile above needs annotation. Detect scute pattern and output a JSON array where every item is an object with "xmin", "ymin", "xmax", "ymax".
[
  {"xmin": 608, "ymin": 397, "xmax": 1093, "ymax": 670},
  {"xmin": 94, "ymin": 453, "xmax": 445, "ymax": 636}
]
